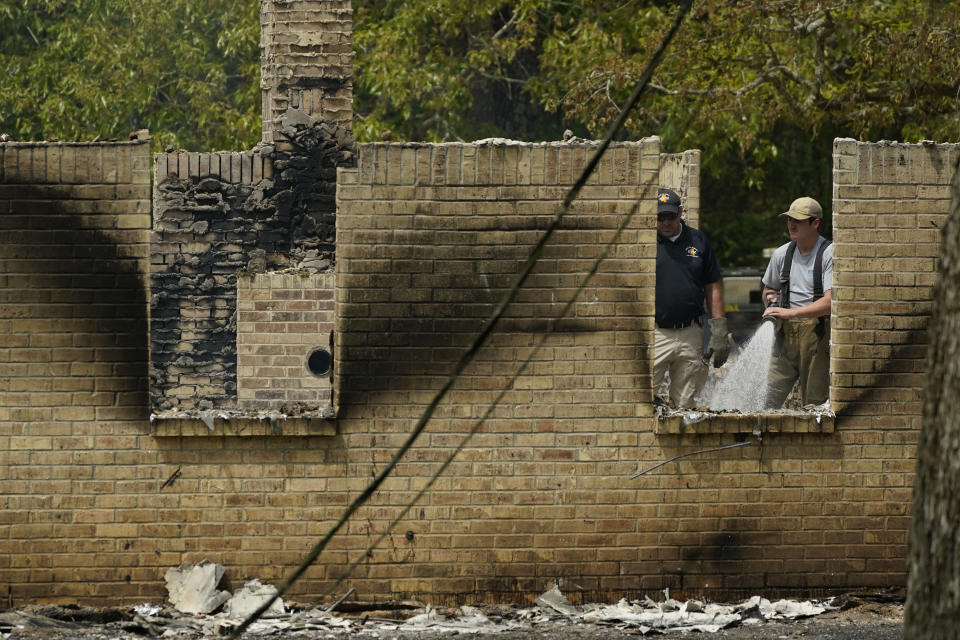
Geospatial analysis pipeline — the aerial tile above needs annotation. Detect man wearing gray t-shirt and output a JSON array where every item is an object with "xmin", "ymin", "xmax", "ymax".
[{"xmin": 760, "ymin": 196, "xmax": 832, "ymax": 408}]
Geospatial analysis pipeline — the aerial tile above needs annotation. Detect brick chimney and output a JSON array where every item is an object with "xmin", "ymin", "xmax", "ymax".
[{"xmin": 260, "ymin": 0, "xmax": 353, "ymax": 143}]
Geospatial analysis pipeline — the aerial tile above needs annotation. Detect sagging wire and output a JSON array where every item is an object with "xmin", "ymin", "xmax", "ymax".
[
  {"xmin": 231, "ymin": 2, "xmax": 694, "ymax": 637},
  {"xmin": 630, "ymin": 429, "xmax": 763, "ymax": 479}
]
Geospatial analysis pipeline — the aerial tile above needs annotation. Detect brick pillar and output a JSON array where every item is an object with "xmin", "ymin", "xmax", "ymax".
[{"xmin": 260, "ymin": 0, "xmax": 353, "ymax": 143}]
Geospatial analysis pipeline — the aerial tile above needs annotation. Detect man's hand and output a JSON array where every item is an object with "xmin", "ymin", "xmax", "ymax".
[
  {"xmin": 706, "ymin": 317, "xmax": 729, "ymax": 368},
  {"xmin": 762, "ymin": 306, "xmax": 796, "ymax": 320}
]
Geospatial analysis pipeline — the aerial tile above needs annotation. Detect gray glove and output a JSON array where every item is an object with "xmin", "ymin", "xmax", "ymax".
[{"xmin": 706, "ymin": 317, "xmax": 730, "ymax": 368}]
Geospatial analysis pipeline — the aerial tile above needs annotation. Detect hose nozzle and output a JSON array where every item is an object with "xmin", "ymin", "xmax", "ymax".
[{"xmin": 762, "ymin": 291, "xmax": 781, "ymax": 324}]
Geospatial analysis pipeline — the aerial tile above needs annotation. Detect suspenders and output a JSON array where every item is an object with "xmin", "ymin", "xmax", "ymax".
[
  {"xmin": 779, "ymin": 239, "xmax": 832, "ymax": 338},
  {"xmin": 812, "ymin": 240, "xmax": 831, "ymax": 301},
  {"xmin": 779, "ymin": 239, "xmax": 832, "ymax": 307}
]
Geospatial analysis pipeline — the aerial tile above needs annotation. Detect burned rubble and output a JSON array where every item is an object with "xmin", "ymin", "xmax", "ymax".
[
  {"xmin": 152, "ymin": 564, "xmax": 844, "ymax": 637},
  {"xmin": 0, "ymin": 586, "xmax": 902, "ymax": 640}
]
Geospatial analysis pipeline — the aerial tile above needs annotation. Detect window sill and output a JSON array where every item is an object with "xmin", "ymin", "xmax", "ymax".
[
  {"xmin": 149, "ymin": 412, "xmax": 336, "ymax": 437},
  {"xmin": 655, "ymin": 410, "xmax": 834, "ymax": 435}
]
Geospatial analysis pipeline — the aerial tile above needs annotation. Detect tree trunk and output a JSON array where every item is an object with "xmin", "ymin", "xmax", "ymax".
[{"xmin": 905, "ymin": 154, "xmax": 960, "ymax": 638}]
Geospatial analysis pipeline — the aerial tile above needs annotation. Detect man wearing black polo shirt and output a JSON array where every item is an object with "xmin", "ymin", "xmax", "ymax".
[{"xmin": 654, "ymin": 188, "xmax": 728, "ymax": 407}]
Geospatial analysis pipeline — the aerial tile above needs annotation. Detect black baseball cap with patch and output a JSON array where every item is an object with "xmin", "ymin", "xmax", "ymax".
[{"xmin": 657, "ymin": 188, "xmax": 681, "ymax": 214}]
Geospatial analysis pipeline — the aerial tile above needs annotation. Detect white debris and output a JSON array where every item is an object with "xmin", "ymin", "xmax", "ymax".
[
  {"xmin": 582, "ymin": 598, "xmax": 739, "ymax": 633},
  {"xmin": 534, "ymin": 584, "xmax": 578, "ymax": 616},
  {"xmin": 401, "ymin": 603, "xmax": 438, "ymax": 627},
  {"xmin": 682, "ymin": 411, "xmax": 710, "ymax": 424},
  {"xmin": 471, "ymin": 137, "xmax": 526, "ymax": 145},
  {"xmin": 768, "ymin": 598, "xmax": 826, "ymax": 618},
  {"xmin": 526, "ymin": 586, "xmax": 833, "ymax": 635},
  {"xmin": 163, "ymin": 561, "xmax": 231, "ymax": 615},
  {"xmin": 153, "ymin": 571, "xmax": 833, "ymax": 637},
  {"xmin": 392, "ymin": 604, "xmax": 525, "ymax": 634},
  {"xmin": 199, "ymin": 412, "xmax": 216, "ymax": 431},
  {"xmin": 222, "ymin": 579, "xmax": 285, "ymax": 619},
  {"xmin": 132, "ymin": 604, "xmax": 162, "ymax": 617},
  {"xmin": 471, "ymin": 137, "xmax": 603, "ymax": 146}
]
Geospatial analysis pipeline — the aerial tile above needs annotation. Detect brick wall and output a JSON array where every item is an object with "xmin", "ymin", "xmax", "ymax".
[
  {"xmin": 332, "ymin": 139, "xmax": 660, "ymax": 601},
  {"xmin": 1, "ymin": 134, "xmax": 952, "ymax": 606},
  {"xmin": 831, "ymin": 140, "xmax": 956, "ymax": 424},
  {"xmin": 0, "ymin": 140, "xmax": 153, "ymax": 601},
  {"xmin": 260, "ymin": 0, "xmax": 353, "ymax": 142},
  {"xmin": 335, "ymin": 140, "xmax": 659, "ymax": 423}
]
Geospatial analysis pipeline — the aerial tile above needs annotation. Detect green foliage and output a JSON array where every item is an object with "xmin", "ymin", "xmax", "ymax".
[
  {"xmin": 354, "ymin": 0, "xmax": 568, "ymax": 142},
  {"xmin": 354, "ymin": 0, "xmax": 960, "ymax": 264},
  {"xmin": 4, "ymin": 0, "xmax": 959, "ymax": 264},
  {"xmin": 0, "ymin": 0, "xmax": 260, "ymax": 151}
]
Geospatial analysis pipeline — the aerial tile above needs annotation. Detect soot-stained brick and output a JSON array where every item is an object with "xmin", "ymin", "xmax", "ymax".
[{"xmin": 150, "ymin": 122, "xmax": 354, "ymax": 413}]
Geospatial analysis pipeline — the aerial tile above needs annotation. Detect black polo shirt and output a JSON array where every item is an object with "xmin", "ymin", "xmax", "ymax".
[{"xmin": 655, "ymin": 223, "xmax": 722, "ymax": 328}]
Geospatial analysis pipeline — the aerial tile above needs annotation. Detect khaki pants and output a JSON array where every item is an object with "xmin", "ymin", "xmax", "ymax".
[
  {"xmin": 653, "ymin": 324, "xmax": 707, "ymax": 407},
  {"xmin": 767, "ymin": 318, "xmax": 830, "ymax": 408}
]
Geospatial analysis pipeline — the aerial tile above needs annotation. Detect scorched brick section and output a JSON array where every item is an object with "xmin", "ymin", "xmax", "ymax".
[
  {"xmin": 334, "ymin": 140, "xmax": 661, "ymax": 422},
  {"xmin": 0, "ymin": 140, "xmax": 154, "ymax": 602},
  {"xmin": 149, "ymin": 123, "xmax": 353, "ymax": 414}
]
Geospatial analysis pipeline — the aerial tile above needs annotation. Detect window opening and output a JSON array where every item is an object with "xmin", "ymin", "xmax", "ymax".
[{"xmin": 654, "ymin": 199, "xmax": 835, "ymax": 433}]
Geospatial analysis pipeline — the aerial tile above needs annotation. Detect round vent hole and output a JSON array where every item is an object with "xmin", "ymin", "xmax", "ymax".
[{"xmin": 307, "ymin": 348, "xmax": 332, "ymax": 376}]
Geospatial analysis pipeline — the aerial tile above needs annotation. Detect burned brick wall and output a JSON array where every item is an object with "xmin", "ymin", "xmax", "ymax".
[
  {"xmin": 0, "ymin": 140, "xmax": 154, "ymax": 603},
  {"xmin": 4, "ymin": 135, "xmax": 954, "ymax": 606},
  {"xmin": 150, "ymin": 123, "xmax": 353, "ymax": 414}
]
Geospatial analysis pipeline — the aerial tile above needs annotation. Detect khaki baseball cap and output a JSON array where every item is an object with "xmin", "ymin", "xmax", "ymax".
[{"xmin": 780, "ymin": 196, "xmax": 822, "ymax": 220}]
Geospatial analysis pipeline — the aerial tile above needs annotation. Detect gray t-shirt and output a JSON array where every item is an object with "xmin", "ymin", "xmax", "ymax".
[{"xmin": 762, "ymin": 236, "xmax": 833, "ymax": 308}]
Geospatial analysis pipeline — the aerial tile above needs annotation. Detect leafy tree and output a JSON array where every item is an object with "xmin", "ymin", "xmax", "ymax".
[
  {"xmin": 354, "ymin": 0, "xmax": 960, "ymax": 264},
  {"xmin": 0, "ymin": 0, "xmax": 260, "ymax": 151},
  {"xmin": 353, "ymin": 0, "xmax": 575, "ymax": 142},
  {"xmin": 4, "ymin": 0, "xmax": 959, "ymax": 265}
]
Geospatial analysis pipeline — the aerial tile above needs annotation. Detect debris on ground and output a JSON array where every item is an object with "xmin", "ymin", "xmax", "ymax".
[
  {"xmin": 0, "ymin": 584, "xmax": 902, "ymax": 639},
  {"xmin": 536, "ymin": 589, "xmax": 829, "ymax": 635},
  {"xmin": 385, "ymin": 604, "xmax": 526, "ymax": 635},
  {"xmin": 223, "ymin": 580, "xmax": 285, "ymax": 619},
  {"xmin": 533, "ymin": 586, "xmax": 578, "ymax": 616},
  {"xmin": 163, "ymin": 561, "xmax": 231, "ymax": 615}
]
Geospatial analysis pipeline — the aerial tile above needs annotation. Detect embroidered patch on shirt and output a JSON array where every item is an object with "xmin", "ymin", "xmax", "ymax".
[{"xmin": 685, "ymin": 246, "xmax": 700, "ymax": 258}]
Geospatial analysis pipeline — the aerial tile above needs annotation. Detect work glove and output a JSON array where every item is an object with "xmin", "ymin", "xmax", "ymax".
[{"xmin": 706, "ymin": 317, "xmax": 730, "ymax": 368}]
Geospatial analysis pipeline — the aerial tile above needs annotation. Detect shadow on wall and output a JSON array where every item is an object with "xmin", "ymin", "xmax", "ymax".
[
  {"xmin": 1, "ymin": 185, "xmax": 150, "ymax": 423},
  {"xmin": 834, "ymin": 326, "xmax": 928, "ymax": 418}
]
